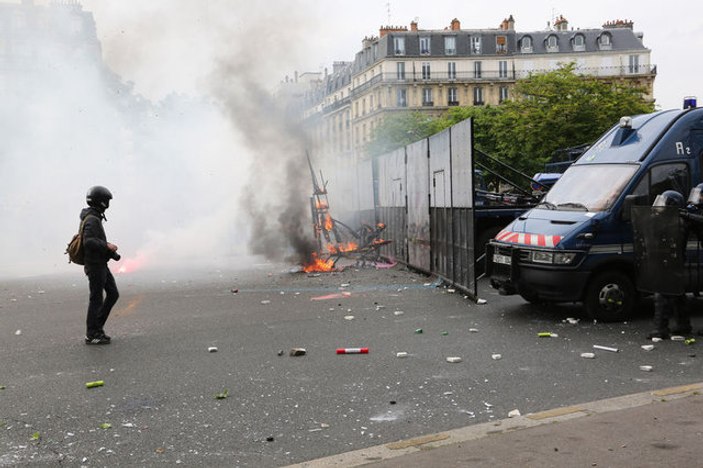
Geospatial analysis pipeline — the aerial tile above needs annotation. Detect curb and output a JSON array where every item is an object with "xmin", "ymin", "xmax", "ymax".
[{"xmin": 286, "ymin": 382, "xmax": 703, "ymax": 468}]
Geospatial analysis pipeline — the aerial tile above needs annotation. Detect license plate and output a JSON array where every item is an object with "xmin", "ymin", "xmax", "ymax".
[{"xmin": 493, "ymin": 254, "xmax": 512, "ymax": 265}]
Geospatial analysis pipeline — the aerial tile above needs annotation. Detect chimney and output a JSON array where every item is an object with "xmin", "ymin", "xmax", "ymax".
[
  {"xmin": 602, "ymin": 19, "xmax": 634, "ymax": 29},
  {"xmin": 379, "ymin": 25, "xmax": 408, "ymax": 38},
  {"xmin": 410, "ymin": 20, "xmax": 418, "ymax": 32},
  {"xmin": 554, "ymin": 15, "xmax": 568, "ymax": 31},
  {"xmin": 500, "ymin": 18, "xmax": 509, "ymax": 31},
  {"xmin": 450, "ymin": 18, "xmax": 461, "ymax": 31},
  {"xmin": 507, "ymin": 14, "xmax": 515, "ymax": 30}
]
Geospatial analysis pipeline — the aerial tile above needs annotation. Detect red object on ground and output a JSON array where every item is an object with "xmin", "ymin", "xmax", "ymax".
[{"xmin": 336, "ymin": 347, "xmax": 369, "ymax": 354}]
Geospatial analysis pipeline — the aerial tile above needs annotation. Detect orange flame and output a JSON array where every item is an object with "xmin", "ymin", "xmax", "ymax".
[
  {"xmin": 324, "ymin": 214, "xmax": 334, "ymax": 231},
  {"xmin": 302, "ymin": 253, "xmax": 335, "ymax": 272},
  {"xmin": 327, "ymin": 241, "xmax": 358, "ymax": 254},
  {"xmin": 316, "ymin": 200, "xmax": 329, "ymax": 209}
]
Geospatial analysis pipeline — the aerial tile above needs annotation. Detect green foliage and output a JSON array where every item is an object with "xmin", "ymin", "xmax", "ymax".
[{"xmin": 366, "ymin": 64, "xmax": 655, "ymax": 174}]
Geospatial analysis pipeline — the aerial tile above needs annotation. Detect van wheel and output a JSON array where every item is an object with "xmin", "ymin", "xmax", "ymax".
[{"xmin": 584, "ymin": 271, "xmax": 635, "ymax": 322}]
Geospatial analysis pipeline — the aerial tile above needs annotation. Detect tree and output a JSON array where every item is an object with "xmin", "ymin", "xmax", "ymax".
[{"xmin": 366, "ymin": 111, "xmax": 442, "ymax": 156}]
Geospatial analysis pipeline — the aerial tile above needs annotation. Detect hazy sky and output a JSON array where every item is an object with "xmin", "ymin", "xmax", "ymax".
[{"xmin": 82, "ymin": 0, "xmax": 702, "ymax": 110}]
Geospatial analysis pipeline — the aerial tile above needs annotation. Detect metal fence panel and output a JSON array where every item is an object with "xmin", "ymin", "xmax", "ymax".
[
  {"xmin": 406, "ymin": 139, "xmax": 430, "ymax": 271},
  {"xmin": 450, "ymin": 119, "xmax": 474, "ymax": 208}
]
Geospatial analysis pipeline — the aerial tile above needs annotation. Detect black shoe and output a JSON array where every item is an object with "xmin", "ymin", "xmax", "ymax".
[
  {"xmin": 98, "ymin": 331, "xmax": 111, "ymax": 342},
  {"xmin": 85, "ymin": 335, "xmax": 110, "ymax": 345}
]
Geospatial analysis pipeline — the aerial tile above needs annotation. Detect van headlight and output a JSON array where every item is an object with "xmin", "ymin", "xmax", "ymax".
[{"xmin": 528, "ymin": 250, "xmax": 577, "ymax": 265}]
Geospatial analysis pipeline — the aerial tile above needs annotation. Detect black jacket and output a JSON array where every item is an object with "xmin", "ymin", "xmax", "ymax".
[{"xmin": 80, "ymin": 207, "xmax": 112, "ymax": 265}]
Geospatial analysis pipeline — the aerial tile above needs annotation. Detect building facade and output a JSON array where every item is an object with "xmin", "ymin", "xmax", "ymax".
[{"xmin": 294, "ymin": 15, "xmax": 655, "ymax": 166}]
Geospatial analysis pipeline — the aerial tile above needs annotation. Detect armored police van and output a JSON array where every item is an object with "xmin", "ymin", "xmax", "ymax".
[{"xmin": 487, "ymin": 101, "xmax": 703, "ymax": 321}]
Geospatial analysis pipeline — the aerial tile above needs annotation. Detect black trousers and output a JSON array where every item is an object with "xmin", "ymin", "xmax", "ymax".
[{"xmin": 85, "ymin": 264, "xmax": 119, "ymax": 337}]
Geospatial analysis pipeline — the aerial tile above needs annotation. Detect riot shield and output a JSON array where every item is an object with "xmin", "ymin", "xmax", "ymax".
[{"xmin": 631, "ymin": 205, "xmax": 685, "ymax": 295}]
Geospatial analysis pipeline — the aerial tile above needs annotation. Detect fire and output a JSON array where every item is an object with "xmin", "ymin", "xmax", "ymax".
[
  {"xmin": 115, "ymin": 253, "xmax": 146, "ymax": 274},
  {"xmin": 327, "ymin": 241, "xmax": 358, "ymax": 254},
  {"xmin": 302, "ymin": 253, "xmax": 335, "ymax": 273},
  {"xmin": 316, "ymin": 200, "xmax": 329, "ymax": 209},
  {"xmin": 324, "ymin": 213, "xmax": 334, "ymax": 231}
]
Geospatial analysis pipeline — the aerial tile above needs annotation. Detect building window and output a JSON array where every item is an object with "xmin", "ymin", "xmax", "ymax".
[
  {"xmin": 444, "ymin": 36, "xmax": 456, "ymax": 55},
  {"xmin": 546, "ymin": 34, "xmax": 558, "ymax": 52},
  {"xmin": 473, "ymin": 86, "xmax": 484, "ymax": 105},
  {"xmin": 471, "ymin": 36, "xmax": 482, "ymax": 54},
  {"xmin": 499, "ymin": 86, "xmax": 509, "ymax": 103},
  {"xmin": 370, "ymin": 94, "xmax": 374, "ymax": 110},
  {"xmin": 420, "ymin": 36, "xmax": 431, "ymax": 55},
  {"xmin": 496, "ymin": 36, "xmax": 507, "ymax": 54},
  {"xmin": 397, "ymin": 62, "xmax": 406, "ymax": 80},
  {"xmin": 474, "ymin": 61, "xmax": 482, "ymax": 79},
  {"xmin": 397, "ymin": 88, "xmax": 407, "ymax": 107},
  {"xmin": 598, "ymin": 32, "xmax": 612, "ymax": 50},
  {"xmin": 572, "ymin": 33, "xmax": 585, "ymax": 51},
  {"xmin": 629, "ymin": 55, "xmax": 640, "ymax": 74},
  {"xmin": 448, "ymin": 87, "xmax": 458, "ymax": 106},
  {"xmin": 520, "ymin": 35, "xmax": 533, "ymax": 53},
  {"xmin": 394, "ymin": 36, "xmax": 406, "ymax": 55},
  {"xmin": 422, "ymin": 62, "xmax": 431, "ymax": 80},
  {"xmin": 498, "ymin": 60, "xmax": 508, "ymax": 78},
  {"xmin": 448, "ymin": 62, "xmax": 456, "ymax": 80},
  {"xmin": 423, "ymin": 88, "xmax": 433, "ymax": 106}
]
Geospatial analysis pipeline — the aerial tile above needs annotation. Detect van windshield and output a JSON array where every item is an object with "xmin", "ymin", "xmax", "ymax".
[{"xmin": 540, "ymin": 164, "xmax": 638, "ymax": 212}]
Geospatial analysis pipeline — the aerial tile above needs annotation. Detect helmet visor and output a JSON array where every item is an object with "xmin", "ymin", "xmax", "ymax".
[
  {"xmin": 688, "ymin": 187, "xmax": 703, "ymax": 205},
  {"xmin": 653, "ymin": 194, "xmax": 668, "ymax": 207}
]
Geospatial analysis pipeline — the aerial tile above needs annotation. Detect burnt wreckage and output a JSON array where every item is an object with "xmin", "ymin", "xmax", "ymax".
[{"xmin": 307, "ymin": 154, "xmax": 391, "ymax": 271}]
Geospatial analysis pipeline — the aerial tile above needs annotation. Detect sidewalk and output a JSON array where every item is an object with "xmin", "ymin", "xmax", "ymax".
[{"xmin": 291, "ymin": 383, "xmax": 703, "ymax": 467}]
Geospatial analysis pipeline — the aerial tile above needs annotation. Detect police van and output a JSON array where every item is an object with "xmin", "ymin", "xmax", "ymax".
[{"xmin": 486, "ymin": 99, "xmax": 703, "ymax": 321}]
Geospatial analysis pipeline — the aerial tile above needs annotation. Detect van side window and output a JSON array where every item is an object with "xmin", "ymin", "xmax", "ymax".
[{"xmin": 632, "ymin": 163, "xmax": 689, "ymax": 205}]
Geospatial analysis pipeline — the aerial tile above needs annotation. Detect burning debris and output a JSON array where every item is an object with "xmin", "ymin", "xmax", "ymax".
[{"xmin": 303, "ymin": 154, "xmax": 391, "ymax": 273}]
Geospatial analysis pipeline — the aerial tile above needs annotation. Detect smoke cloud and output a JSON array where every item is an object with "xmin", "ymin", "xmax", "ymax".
[{"xmin": 0, "ymin": 0, "xmax": 325, "ymax": 278}]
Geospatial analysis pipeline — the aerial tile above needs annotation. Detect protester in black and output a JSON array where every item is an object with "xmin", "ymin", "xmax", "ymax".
[{"xmin": 81, "ymin": 186, "xmax": 120, "ymax": 345}]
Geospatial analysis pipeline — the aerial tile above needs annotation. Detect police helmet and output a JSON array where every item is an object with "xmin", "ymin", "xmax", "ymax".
[
  {"xmin": 687, "ymin": 183, "xmax": 703, "ymax": 207},
  {"xmin": 653, "ymin": 190, "xmax": 684, "ymax": 208},
  {"xmin": 86, "ymin": 186, "xmax": 113, "ymax": 211}
]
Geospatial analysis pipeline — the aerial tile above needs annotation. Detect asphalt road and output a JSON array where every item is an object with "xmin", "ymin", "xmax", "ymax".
[{"xmin": 1, "ymin": 262, "xmax": 702, "ymax": 466}]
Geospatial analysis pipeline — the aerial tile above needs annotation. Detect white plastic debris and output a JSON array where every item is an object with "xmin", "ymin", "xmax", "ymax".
[
  {"xmin": 469, "ymin": 328, "xmax": 479, "ymax": 333},
  {"xmin": 260, "ymin": 300, "xmax": 271, "ymax": 305},
  {"xmin": 593, "ymin": 345, "xmax": 619, "ymax": 353},
  {"xmin": 671, "ymin": 335, "xmax": 685, "ymax": 341},
  {"xmin": 641, "ymin": 345, "xmax": 655, "ymax": 351},
  {"xmin": 340, "ymin": 283, "xmax": 350, "ymax": 288},
  {"xmin": 483, "ymin": 401, "xmax": 493, "ymax": 408},
  {"xmin": 565, "ymin": 317, "xmax": 580, "ymax": 325},
  {"xmin": 15, "ymin": 330, "xmax": 21, "ymax": 336},
  {"xmin": 446, "ymin": 356, "xmax": 463, "ymax": 363},
  {"xmin": 508, "ymin": 409, "xmax": 521, "ymax": 418},
  {"xmin": 344, "ymin": 315, "xmax": 355, "ymax": 320},
  {"xmin": 580, "ymin": 352, "xmax": 596, "ymax": 359},
  {"xmin": 639, "ymin": 365, "xmax": 653, "ymax": 372},
  {"xmin": 477, "ymin": 298, "xmax": 487, "ymax": 305},
  {"xmin": 121, "ymin": 423, "xmax": 135, "ymax": 428},
  {"xmin": 491, "ymin": 354, "xmax": 502, "ymax": 360},
  {"xmin": 393, "ymin": 311, "xmax": 404, "ymax": 316},
  {"xmin": 651, "ymin": 337, "xmax": 663, "ymax": 342},
  {"xmin": 447, "ymin": 289, "xmax": 456, "ymax": 293},
  {"xmin": 208, "ymin": 347, "xmax": 218, "ymax": 353},
  {"xmin": 396, "ymin": 352, "xmax": 409, "ymax": 358}
]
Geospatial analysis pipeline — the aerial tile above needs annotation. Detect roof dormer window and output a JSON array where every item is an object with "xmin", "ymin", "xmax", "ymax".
[
  {"xmin": 520, "ymin": 35, "xmax": 533, "ymax": 53},
  {"xmin": 394, "ymin": 36, "xmax": 406, "ymax": 55},
  {"xmin": 572, "ymin": 33, "xmax": 585, "ymax": 52},
  {"xmin": 598, "ymin": 32, "xmax": 612, "ymax": 50},
  {"xmin": 545, "ymin": 34, "xmax": 559, "ymax": 52}
]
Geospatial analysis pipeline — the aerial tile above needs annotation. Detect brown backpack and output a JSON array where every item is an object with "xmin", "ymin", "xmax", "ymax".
[{"xmin": 65, "ymin": 216, "xmax": 93, "ymax": 265}]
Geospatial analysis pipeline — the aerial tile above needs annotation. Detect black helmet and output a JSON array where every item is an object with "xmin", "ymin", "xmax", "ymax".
[
  {"xmin": 86, "ymin": 186, "xmax": 113, "ymax": 211},
  {"xmin": 688, "ymin": 183, "xmax": 703, "ymax": 207},
  {"xmin": 653, "ymin": 190, "xmax": 684, "ymax": 208}
]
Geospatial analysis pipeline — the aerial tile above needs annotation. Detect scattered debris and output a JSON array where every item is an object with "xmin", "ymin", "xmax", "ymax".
[
  {"xmin": 31, "ymin": 432, "xmax": 40, "ymax": 441},
  {"xmin": 477, "ymin": 299, "xmax": 487, "ymax": 305},
  {"xmin": 121, "ymin": 423, "xmax": 135, "ymax": 428},
  {"xmin": 593, "ymin": 345, "xmax": 619, "ymax": 353},
  {"xmin": 396, "ymin": 352, "xmax": 409, "ymax": 358},
  {"xmin": 441, "ymin": 331, "xmax": 449, "ymax": 336},
  {"xmin": 581, "ymin": 353, "xmax": 596, "ymax": 359},
  {"xmin": 491, "ymin": 354, "xmax": 502, "ymax": 360},
  {"xmin": 651, "ymin": 337, "xmax": 663, "ymax": 343},
  {"xmin": 639, "ymin": 365, "xmax": 653, "ymax": 372},
  {"xmin": 565, "ymin": 318, "xmax": 580, "ymax": 325},
  {"xmin": 415, "ymin": 328, "xmax": 423, "ymax": 334},
  {"xmin": 290, "ymin": 348, "xmax": 307, "ymax": 356},
  {"xmin": 447, "ymin": 289, "xmax": 456, "ymax": 293},
  {"xmin": 266, "ymin": 436, "xmax": 274, "ymax": 442},
  {"xmin": 443, "ymin": 391, "xmax": 454, "ymax": 396},
  {"xmin": 685, "ymin": 338, "xmax": 696, "ymax": 345},
  {"xmin": 277, "ymin": 350, "xmax": 284, "ymax": 356},
  {"xmin": 469, "ymin": 328, "xmax": 479, "ymax": 333},
  {"xmin": 230, "ymin": 288, "xmax": 239, "ymax": 294},
  {"xmin": 85, "ymin": 380, "xmax": 104, "ymax": 389},
  {"xmin": 390, "ymin": 401, "xmax": 397, "ymax": 405},
  {"xmin": 15, "ymin": 330, "xmax": 21, "ymax": 336},
  {"xmin": 260, "ymin": 300, "xmax": 271, "ymax": 305},
  {"xmin": 340, "ymin": 283, "xmax": 350, "ymax": 288},
  {"xmin": 538, "ymin": 332, "xmax": 557, "ymax": 338},
  {"xmin": 446, "ymin": 357, "xmax": 462, "ymax": 363},
  {"xmin": 508, "ymin": 409, "xmax": 521, "ymax": 418},
  {"xmin": 483, "ymin": 402, "xmax": 494, "ymax": 408},
  {"xmin": 641, "ymin": 345, "xmax": 655, "ymax": 351},
  {"xmin": 215, "ymin": 389, "xmax": 229, "ymax": 400},
  {"xmin": 0, "ymin": 385, "xmax": 5, "ymax": 390},
  {"xmin": 99, "ymin": 423, "xmax": 112, "ymax": 430},
  {"xmin": 344, "ymin": 315, "xmax": 355, "ymax": 320},
  {"xmin": 336, "ymin": 347, "xmax": 369, "ymax": 354},
  {"xmin": 208, "ymin": 347, "xmax": 218, "ymax": 353},
  {"xmin": 671, "ymin": 335, "xmax": 685, "ymax": 341},
  {"xmin": 393, "ymin": 311, "xmax": 404, "ymax": 316}
]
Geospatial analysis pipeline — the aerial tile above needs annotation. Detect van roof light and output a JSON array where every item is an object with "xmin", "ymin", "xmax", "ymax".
[
  {"xmin": 619, "ymin": 116, "xmax": 633, "ymax": 128},
  {"xmin": 684, "ymin": 96, "xmax": 697, "ymax": 109}
]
